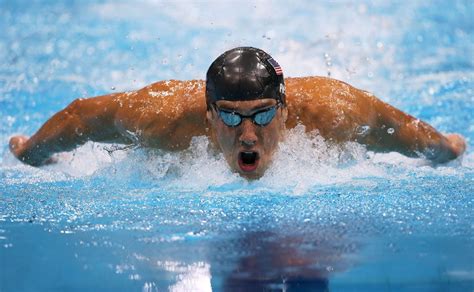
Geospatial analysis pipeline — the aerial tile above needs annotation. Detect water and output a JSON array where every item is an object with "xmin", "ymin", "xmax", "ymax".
[{"xmin": 1, "ymin": 1, "xmax": 473, "ymax": 291}]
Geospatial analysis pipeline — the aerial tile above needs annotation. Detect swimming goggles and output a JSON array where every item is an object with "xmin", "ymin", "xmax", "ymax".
[{"xmin": 213, "ymin": 104, "xmax": 279, "ymax": 127}]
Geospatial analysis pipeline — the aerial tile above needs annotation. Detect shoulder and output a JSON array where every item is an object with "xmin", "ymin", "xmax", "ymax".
[
  {"xmin": 285, "ymin": 76, "xmax": 358, "ymax": 98},
  {"xmin": 284, "ymin": 76, "xmax": 377, "ymax": 139},
  {"xmin": 285, "ymin": 76, "xmax": 374, "ymax": 107},
  {"xmin": 114, "ymin": 79, "xmax": 208, "ymax": 149},
  {"xmin": 116, "ymin": 79, "xmax": 206, "ymax": 116},
  {"xmin": 145, "ymin": 79, "xmax": 205, "ymax": 94},
  {"xmin": 285, "ymin": 76, "xmax": 354, "ymax": 115},
  {"xmin": 140, "ymin": 79, "xmax": 205, "ymax": 103}
]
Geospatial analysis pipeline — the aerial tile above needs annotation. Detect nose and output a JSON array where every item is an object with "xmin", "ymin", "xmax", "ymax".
[{"xmin": 239, "ymin": 119, "xmax": 258, "ymax": 147}]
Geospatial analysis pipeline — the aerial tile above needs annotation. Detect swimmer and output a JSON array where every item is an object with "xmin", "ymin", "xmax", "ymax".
[{"xmin": 9, "ymin": 47, "xmax": 466, "ymax": 179}]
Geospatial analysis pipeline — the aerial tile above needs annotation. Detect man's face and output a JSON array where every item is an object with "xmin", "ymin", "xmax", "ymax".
[{"xmin": 207, "ymin": 98, "xmax": 288, "ymax": 179}]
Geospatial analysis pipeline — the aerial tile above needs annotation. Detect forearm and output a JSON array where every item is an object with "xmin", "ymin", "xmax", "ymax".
[
  {"xmin": 11, "ymin": 94, "xmax": 124, "ymax": 165},
  {"xmin": 365, "ymin": 99, "xmax": 463, "ymax": 163},
  {"xmin": 16, "ymin": 105, "xmax": 88, "ymax": 165}
]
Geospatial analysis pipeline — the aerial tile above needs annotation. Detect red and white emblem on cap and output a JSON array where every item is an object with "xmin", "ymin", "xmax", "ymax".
[{"xmin": 267, "ymin": 58, "xmax": 283, "ymax": 75}]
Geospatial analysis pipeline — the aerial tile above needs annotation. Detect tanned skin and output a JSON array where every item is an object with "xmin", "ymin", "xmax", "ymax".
[{"xmin": 9, "ymin": 76, "xmax": 466, "ymax": 174}]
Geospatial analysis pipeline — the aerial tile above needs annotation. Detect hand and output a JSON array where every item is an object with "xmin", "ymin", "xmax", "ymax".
[
  {"xmin": 445, "ymin": 133, "xmax": 467, "ymax": 157},
  {"xmin": 9, "ymin": 135, "xmax": 29, "ymax": 160}
]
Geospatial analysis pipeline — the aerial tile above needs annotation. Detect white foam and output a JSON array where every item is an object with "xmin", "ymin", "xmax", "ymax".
[{"xmin": 3, "ymin": 125, "xmax": 466, "ymax": 194}]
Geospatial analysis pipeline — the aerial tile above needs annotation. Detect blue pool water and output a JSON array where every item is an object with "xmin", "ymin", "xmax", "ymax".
[{"xmin": 1, "ymin": 1, "xmax": 473, "ymax": 291}]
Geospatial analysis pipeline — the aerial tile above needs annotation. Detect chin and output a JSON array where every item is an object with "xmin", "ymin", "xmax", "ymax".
[
  {"xmin": 236, "ymin": 160, "xmax": 269, "ymax": 180},
  {"xmin": 238, "ymin": 169, "xmax": 264, "ymax": 180}
]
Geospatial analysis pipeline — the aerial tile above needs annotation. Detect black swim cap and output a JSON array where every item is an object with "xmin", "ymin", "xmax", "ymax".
[{"xmin": 206, "ymin": 47, "xmax": 285, "ymax": 109}]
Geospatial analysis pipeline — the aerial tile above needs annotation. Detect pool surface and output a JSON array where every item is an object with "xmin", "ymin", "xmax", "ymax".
[{"xmin": 1, "ymin": 1, "xmax": 473, "ymax": 291}]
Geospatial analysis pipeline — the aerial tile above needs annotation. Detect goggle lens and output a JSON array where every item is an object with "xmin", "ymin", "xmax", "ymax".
[
  {"xmin": 219, "ymin": 111, "xmax": 241, "ymax": 127},
  {"xmin": 254, "ymin": 107, "xmax": 276, "ymax": 126}
]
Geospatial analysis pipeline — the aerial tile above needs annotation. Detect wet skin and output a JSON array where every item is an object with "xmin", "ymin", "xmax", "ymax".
[{"xmin": 9, "ymin": 77, "xmax": 466, "ymax": 178}]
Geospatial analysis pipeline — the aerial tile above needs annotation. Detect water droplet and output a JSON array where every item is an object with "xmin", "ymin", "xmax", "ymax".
[
  {"xmin": 356, "ymin": 125, "xmax": 370, "ymax": 136},
  {"xmin": 75, "ymin": 128, "xmax": 83, "ymax": 136}
]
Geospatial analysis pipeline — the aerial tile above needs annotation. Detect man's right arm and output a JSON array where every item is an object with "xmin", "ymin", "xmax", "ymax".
[
  {"xmin": 9, "ymin": 79, "xmax": 208, "ymax": 166},
  {"xmin": 9, "ymin": 93, "xmax": 128, "ymax": 166}
]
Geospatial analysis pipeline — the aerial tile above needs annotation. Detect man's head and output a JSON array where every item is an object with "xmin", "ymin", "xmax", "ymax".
[{"xmin": 206, "ymin": 47, "xmax": 288, "ymax": 179}]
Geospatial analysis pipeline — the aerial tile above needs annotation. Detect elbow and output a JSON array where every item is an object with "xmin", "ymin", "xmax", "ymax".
[{"xmin": 63, "ymin": 98, "xmax": 93, "ymax": 142}]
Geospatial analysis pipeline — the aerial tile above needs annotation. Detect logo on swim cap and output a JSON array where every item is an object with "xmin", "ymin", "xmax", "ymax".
[
  {"xmin": 267, "ymin": 58, "xmax": 283, "ymax": 75},
  {"xmin": 280, "ymin": 83, "xmax": 285, "ymax": 95}
]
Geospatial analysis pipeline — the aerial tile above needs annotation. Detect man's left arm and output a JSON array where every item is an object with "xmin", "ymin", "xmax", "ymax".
[{"xmin": 358, "ymin": 91, "xmax": 466, "ymax": 163}]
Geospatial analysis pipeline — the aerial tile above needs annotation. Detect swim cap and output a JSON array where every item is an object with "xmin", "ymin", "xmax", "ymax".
[{"xmin": 206, "ymin": 47, "xmax": 286, "ymax": 109}]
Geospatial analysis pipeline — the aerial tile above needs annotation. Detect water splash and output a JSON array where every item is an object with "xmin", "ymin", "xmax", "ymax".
[{"xmin": 3, "ymin": 123, "xmax": 467, "ymax": 195}]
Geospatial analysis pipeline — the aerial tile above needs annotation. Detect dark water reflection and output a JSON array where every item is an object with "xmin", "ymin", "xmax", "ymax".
[
  {"xmin": 217, "ymin": 230, "xmax": 352, "ymax": 291},
  {"xmin": 152, "ymin": 223, "xmax": 358, "ymax": 291}
]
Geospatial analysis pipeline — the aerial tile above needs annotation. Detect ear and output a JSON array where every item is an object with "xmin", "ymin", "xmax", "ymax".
[
  {"xmin": 281, "ymin": 106, "xmax": 288, "ymax": 123},
  {"xmin": 206, "ymin": 109, "xmax": 219, "ymax": 146},
  {"xmin": 206, "ymin": 110, "xmax": 214, "ymax": 123}
]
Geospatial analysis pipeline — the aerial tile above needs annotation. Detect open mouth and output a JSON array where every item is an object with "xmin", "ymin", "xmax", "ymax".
[{"xmin": 238, "ymin": 151, "xmax": 260, "ymax": 172}]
